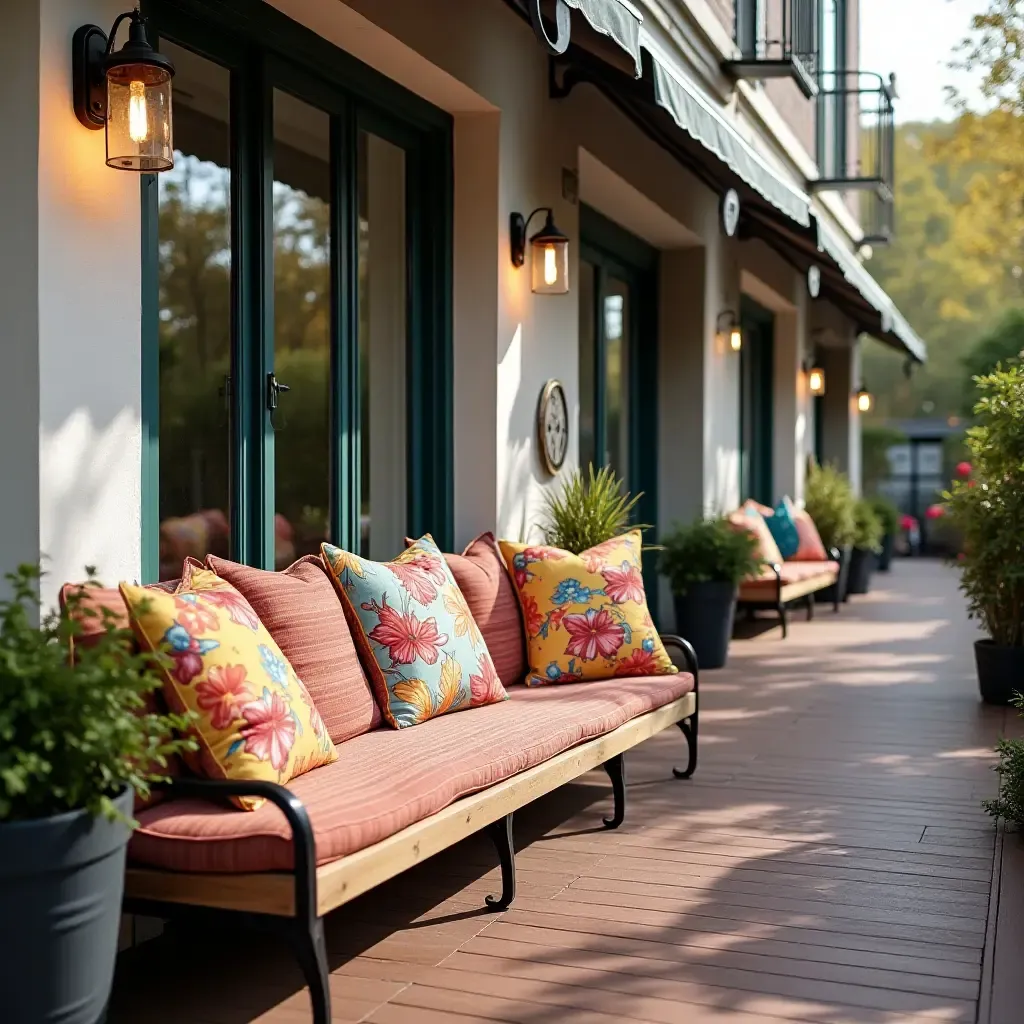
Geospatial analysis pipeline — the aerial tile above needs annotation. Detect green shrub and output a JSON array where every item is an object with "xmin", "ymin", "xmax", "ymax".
[
  {"xmin": 853, "ymin": 499, "xmax": 884, "ymax": 553},
  {"xmin": 0, "ymin": 565, "xmax": 194, "ymax": 823},
  {"xmin": 984, "ymin": 693, "xmax": 1024, "ymax": 826},
  {"xmin": 805, "ymin": 463, "xmax": 856, "ymax": 549},
  {"xmin": 541, "ymin": 465, "xmax": 645, "ymax": 554},
  {"xmin": 945, "ymin": 366, "xmax": 1024, "ymax": 647},
  {"xmin": 870, "ymin": 496, "xmax": 900, "ymax": 536},
  {"xmin": 660, "ymin": 518, "xmax": 762, "ymax": 596}
]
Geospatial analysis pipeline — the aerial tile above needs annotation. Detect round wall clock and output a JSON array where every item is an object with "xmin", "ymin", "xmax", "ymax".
[{"xmin": 537, "ymin": 379, "xmax": 569, "ymax": 476}]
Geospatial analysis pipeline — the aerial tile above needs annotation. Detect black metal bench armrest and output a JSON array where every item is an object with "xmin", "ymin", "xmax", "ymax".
[
  {"xmin": 157, "ymin": 778, "xmax": 317, "ymax": 918},
  {"xmin": 661, "ymin": 633, "xmax": 699, "ymax": 690}
]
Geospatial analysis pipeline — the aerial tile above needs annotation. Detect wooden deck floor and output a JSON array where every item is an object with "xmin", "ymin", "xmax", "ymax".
[{"xmin": 109, "ymin": 559, "xmax": 1023, "ymax": 1024}]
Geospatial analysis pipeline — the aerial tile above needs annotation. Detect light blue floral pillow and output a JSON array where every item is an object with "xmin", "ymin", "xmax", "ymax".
[{"xmin": 321, "ymin": 535, "xmax": 507, "ymax": 728}]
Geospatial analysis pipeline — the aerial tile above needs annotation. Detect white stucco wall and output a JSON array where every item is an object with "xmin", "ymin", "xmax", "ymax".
[{"xmin": 3, "ymin": 0, "xmax": 142, "ymax": 606}]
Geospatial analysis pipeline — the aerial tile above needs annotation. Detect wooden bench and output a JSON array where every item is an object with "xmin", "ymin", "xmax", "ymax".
[{"xmin": 737, "ymin": 555, "xmax": 841, "ymax": 637}]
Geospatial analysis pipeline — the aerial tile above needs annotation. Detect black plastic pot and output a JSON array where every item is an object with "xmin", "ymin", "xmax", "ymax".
[
  {"xmin": 877, "ymin": 533, "xmax": 894, "ymax": 572},
  {"xmin": 819, "ymin": 544, "xmax": 852, "ymax": 605},
  {"xmin": 975, "ymin": 639, "xmax": 1024, "ymax": 706},
  {"xmin": 846, "ymin": 547, "xmax": 877, "ymax": 596},
  {"xmin": 0, "ymin": 786, "xmax": 132, "ymax": 1023},
  {"xmin": 673, "ymin": 580, "xmax": 738, "ymax": 671}
]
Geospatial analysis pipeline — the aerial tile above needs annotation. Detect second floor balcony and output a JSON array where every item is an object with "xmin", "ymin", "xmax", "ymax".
[{"xmin": 723, "ymin": 0, "xmax": 819, "ymax": 98}]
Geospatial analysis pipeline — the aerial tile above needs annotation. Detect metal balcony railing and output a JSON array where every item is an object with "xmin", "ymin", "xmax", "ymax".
[{"xmin": 724, "ymin": 0, "xmax": 819, "ymax": 99}]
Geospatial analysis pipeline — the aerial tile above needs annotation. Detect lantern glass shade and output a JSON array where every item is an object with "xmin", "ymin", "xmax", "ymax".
[
  {"xmin": 106, "ymin": 63, "xmax": 173, "ymax": 172},
  {"xmin": 729, "ymin": 327, "xmax": 743, "ymax": 352},
  {"xmin": 529, "ymin": 214, "xmax": 570, "ymax": 295},
  {"xmin": 857, "ymin": 388, "xmax": 873, "ymax": 413},
  {"xmin": 808, "ymin": 367, "xmax": 826, "ymax": 396}
]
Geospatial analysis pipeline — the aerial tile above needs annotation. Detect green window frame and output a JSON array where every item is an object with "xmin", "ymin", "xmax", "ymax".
[
  {"xmin": 579, "ymin": 205, "xmax": 660, "ymax": 615},
  {"xmin": 739, "ymin": 296, "xmax": 775, "ymax": 507},
  {"xmin": 140, "ymin": 0, "xmax": 453, "ymax": 580}
]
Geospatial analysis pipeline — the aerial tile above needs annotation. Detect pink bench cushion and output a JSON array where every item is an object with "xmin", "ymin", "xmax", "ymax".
[
  {"xmin": 129, "ymin": 672, "xmax": 694, "ymax": 874},
  {"xmin": 742, "ymin": 560, "xmax": 840, "ymax": 589},
  {"xmin": 205, "ymin": 555, "xmax": 380, "ymax": 744}
]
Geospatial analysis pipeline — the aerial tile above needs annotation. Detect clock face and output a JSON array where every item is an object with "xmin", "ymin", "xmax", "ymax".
[{"xmin": 538, "ymin": 381, "xmax": 568, "ymax": 475}]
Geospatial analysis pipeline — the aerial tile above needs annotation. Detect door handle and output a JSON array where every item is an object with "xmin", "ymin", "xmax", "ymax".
[{"xmin": 267, "ymin": 373, "xmax": 290, "ymax": 429}]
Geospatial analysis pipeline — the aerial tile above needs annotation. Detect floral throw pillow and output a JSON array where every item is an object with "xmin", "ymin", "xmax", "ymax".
[
  {"xmin": 119, "ymin": 574, "xmax": 337, "ymax": 810},
  {"xmin": 498, "ymin": 530, "xmax": 677, "ymax": 687},
  {"xmin": 320, "ymin": 535, "xmax": 508, "ymax": 729}
]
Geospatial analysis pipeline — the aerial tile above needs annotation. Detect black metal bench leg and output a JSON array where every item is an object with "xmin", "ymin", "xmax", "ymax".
[
  {"xmin": 674, "ymin": 711, "xmax": 699, "ymax": 779},
  {"xmin": 291, "ymin": 917, "xmax": 330, "ymax": 1024},
  {"xmin": 602, "ymin": 754, "xmax": 626, "ymax": 828},
  {"xmin": 778, "ymin": 602, "xmax": 789, "ymax": 638},
  {"xmin": 485, "ymin": 813, "xmax": 516, "ymax": 910},
  {"xmin": 807, "ymin": 594, "xmax": 815, "ymax": 621}
]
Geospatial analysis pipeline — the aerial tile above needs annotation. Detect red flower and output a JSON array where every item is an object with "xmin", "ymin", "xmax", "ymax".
[
  {"xmin": 956, "ymin": 461, "xmax": 972, "ymax": 478},
  {"xmin": 196, "ymin": 664, "xmax": 251, "ymax": 730},
  {"xmin": 601, "ymin": 560, "xmax": 646, "ymax": 605},
  {"xmin": 170, "ymin": 649, "xmax": 204, "ymax": 686},
  {"xmin": 201, "ymin": 589, "xmax": 260, "ymax": 631},
  {"xmin": 900, "ymin": 514, "xmax": 917, "ymax": 531},
  {"xmin": 563, "ymin": 608, "xmax": 625, "ymax": 661},
  {"xmin": 241, "ymin": 692, "xmax": 296, "ymax": 770},
  {"xmin": 522, "ymin": 594, "xmax": 544, "ymax": 637},
  {"xmin": 925, "ymin": 504, "xmax": 945, "ymax": 520},
  {"xmin": 365, "ymin": 596, "xmax": 448, "ymax": 665},
  {"xmin": 390, "ymin": 555, "xmax": 447, "ymax": 605},
  {"xmin": 614, "ymin": 648, "xmax": 657, "ymax": 677},
  {"xmin": 469, "ymin": 654, "xmax": 505, "ymax": 705},
  {"xmin": 582, "ymin": 537, "xmax": 621, "ymax": 573}
]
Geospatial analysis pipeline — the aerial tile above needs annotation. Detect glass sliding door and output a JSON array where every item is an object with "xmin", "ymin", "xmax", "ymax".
[
  {"xmin": 155, "ymin": 41, "xmax": 232, "ymax": 581},
  {"xmin": 143, "ymin": 0, "xmax": 453, "ymax": 580},
  {"xmin": 738, "ymin": 298, "xmax": 775, "ymax": 507}
]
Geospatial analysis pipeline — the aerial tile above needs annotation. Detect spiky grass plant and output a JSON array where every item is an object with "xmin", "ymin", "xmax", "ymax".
[{"xmin": 541, "ymin": 465, "xmax": 645, "ymax": 554}]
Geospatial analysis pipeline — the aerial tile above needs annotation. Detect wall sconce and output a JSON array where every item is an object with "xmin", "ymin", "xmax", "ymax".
[
  {"xmin": 510, "ymin": 209, "xmax": 570, "ymax": 294},
  {"xmin": 717, "ymin": 311, "xmax": 743, "ymax": 352},
  {"xmin": 856, "ymin": 384, "xmax": 873, "ymax": 413},
  {"xmin": 73, "ymin": 11, "xmax": 175, "ymax": 172},
  {"xmin": 803, "ymin": 362, "xmax": 826, "ymax": 397}
]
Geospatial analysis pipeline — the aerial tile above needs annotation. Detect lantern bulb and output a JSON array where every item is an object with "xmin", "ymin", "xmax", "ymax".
[
  {"xmin": 857, "ymin": 391, "xmax": 873, "ymax": 413},
  {"xmin": 543, "ymin": 244, "xmax": 558, "ymax": 287},
  {"xmin": 128, "ymin": 80, "xmax": 149, "ymax": 144},
  {"xmin": 729, "ymin": 328, "xmax": 742, "ymax": 352}
]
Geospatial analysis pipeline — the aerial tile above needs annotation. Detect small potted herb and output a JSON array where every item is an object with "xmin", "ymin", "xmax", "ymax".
[
  {"xmin": 0, "ymin": 565, "xmax": 192, "ymax": 1022},
  {"xmin": 945, "ymin": 367, "xmax": 1024, "ymax": 704},
  {"xmin": 847, "ymin": 499, "xmax": 884, "ymax": 595},
  {"xmin": 660, "ymin": 518, "xmax": 761, "ymax": 670},
  {"xmin": 805, "ymin": 463, "xmax": 856, "ymax": 602},
  {"xmin": 870, "ymin": 497, "xmax": 900, "ymax": 572}
]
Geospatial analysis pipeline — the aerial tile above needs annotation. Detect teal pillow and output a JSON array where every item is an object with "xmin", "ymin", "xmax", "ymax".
[{"xmin": 766, "ymin": 499, "xmax": 800, "ymax": 560}]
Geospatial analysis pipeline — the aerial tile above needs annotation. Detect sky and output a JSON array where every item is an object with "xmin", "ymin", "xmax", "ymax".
[{"xmin": 859, "ymin": 0, "xmax": 986, "ymax": 123}]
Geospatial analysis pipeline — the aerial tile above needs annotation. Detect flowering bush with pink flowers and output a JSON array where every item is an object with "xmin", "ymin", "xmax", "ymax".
[{"xmin": 944, "ymin": 367, "xmax": 1024, "ymax": 648}]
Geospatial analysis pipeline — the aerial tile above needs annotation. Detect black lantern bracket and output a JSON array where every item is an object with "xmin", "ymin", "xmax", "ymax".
[
  {"xmin": 510, "ymin": 207, "xmax": 564, "ymax": 268},
  {"xmin": 73, "ymin": 10, "xmax": 174, "ymax": 131}
]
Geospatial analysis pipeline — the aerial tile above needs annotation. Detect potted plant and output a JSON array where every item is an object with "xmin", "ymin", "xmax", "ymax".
[
  {"xmin": 870, "ymin": 497, "xmax": 900, "ymax": 572},
  {"xmin": 660, "ymin": 517, "xmax": 761, "ymax": 670},
  {"xmin": 541, "ymin": 463, "xmax": 644, "ymax": 553},
  {"xmin": 945, "ymin": 366, "xmax": 1024, "ymax": 705},
  {"xmin": 0, "ymin": 565, "xmax": 191, "ymax": 1023},
  {"xmin": 983, "ymin": 693, "xmax": 1024, "ymax": 823},
  {"xmin": 804, "ymin": 462, "xmax": 856, "ymax": 603},
  {"xmin": 847, "ymin": 499, "xmax": 884, "ymax": 596}
]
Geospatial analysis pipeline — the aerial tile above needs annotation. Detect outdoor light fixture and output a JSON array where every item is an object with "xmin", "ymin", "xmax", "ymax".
[
  {"xmin": 73, "ymin": 10, "xmax": 175, "ymax": 172},
  {"xmin": 804, "ymin": 362, "xmax": 826, "ymax": 397},
  {"xmin": 510, "ymin": 208, "xmax": 570, "ymax": 294},
  {"xmin": 856, "ymin": 385, "xmax": 874, "ymax": 413},
  {"xmin": 716, "ymin": 311, "xmax": 742, "ymax": 352}
]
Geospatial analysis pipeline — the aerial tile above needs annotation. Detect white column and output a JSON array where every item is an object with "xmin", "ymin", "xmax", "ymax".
[
  {"xmin": 819, "ymin": 339, "xmax": 861, "ymax": 492},
  {"xmin": 773, "ymin": 288, "xmax": 811, "ymax": 503},
  {"xmin": 1, "ymin": 0, "xmax": 143, "ymax": 606}
]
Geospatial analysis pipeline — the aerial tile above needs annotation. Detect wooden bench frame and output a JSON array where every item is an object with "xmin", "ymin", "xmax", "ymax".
[
  {"xmin": 737, "ymin": 548, "xmax": 842, "ymax": 637},
  {"xmin": 123, "ymin": 636, "xmax": 699, "ymax": 1024}
]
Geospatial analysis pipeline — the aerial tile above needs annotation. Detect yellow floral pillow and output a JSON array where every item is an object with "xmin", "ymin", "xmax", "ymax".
[
  {"xmin": 120, "ymin": 575, "xmax": 337, "ymax": 810},
  {"xmin": 499, "ymin": 530, "xmax": 677, "ymax": 686}
]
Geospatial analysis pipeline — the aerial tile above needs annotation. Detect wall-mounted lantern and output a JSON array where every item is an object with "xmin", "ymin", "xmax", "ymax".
[
  {"xmin": 717, "ymin": 310, "xmax": 743, "ymax": 352},
  {"xmin": 73, "ymin": 11, "xmax": 176, "ymax": 172},
  {"xmin": 510, "ymin": 209, "xmax": 570, "ymax": 294},
  {"xmin": 856, "ymin": 384, "xmax": 874, "ymax": 413},
  {"xmin": 803, "ymin": 360, "xmax": 826, "ymax": 397}
]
